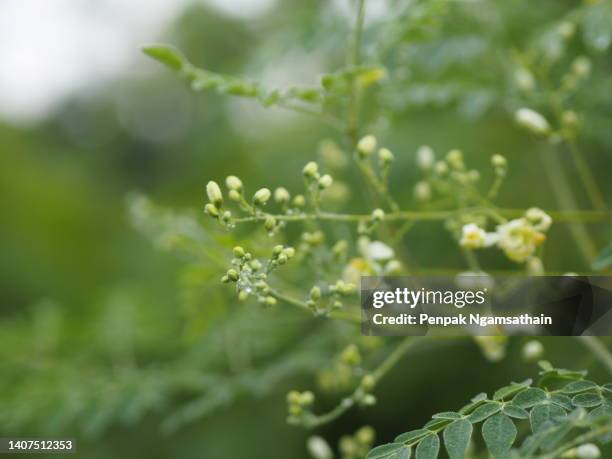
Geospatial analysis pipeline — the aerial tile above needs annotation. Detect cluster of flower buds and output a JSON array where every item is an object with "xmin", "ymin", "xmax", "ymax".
[
  {"xmin": 459, "ymin": 207, "xmax": 552, "ymax": 263},
  {"xmin": 222, "ymin": 245, "xmax": 295, "ymax": 306},
  {"xmin": 339, "ymin": 426, "xmax": 376, "ymax": 459},
  {"xmin": 286, "ymin": 390, "xmax": 315, "ymax": 422}
]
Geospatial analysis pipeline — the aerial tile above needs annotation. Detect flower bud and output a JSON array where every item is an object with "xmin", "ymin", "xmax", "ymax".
[
  {"xmin": 299, "ymin": 391, "xmax": 315, "ymax": 406},
  {"xmin": 522, "ymin": 340, "xmax": 544, "ymax": 362},
  {"xmin": 414, "ymin": 181, "xmax": 432, "ymax": 202},
  {"xmin": 356, "ymin": 426, "xmax": 375, "ymax": 445},
  {"xmin": 286, "ymin": 390, "xmax": 301, "ymax": 405},
  {"xmin": 446, "ymin": 149, "xmax": 464, "ymax": 170},
  {"xmin": 274, "ymin": 187, "xmax": 290, "ymax": 203},
  {"xmin": 302, "ymin": 161, "xmax": 319, "ymax": 178},
  {"xmin": 225, "ymin": 175, "xmax": 243, "ymax": 192},
  {"xmin": 204, "ymin": 203, "xmax": 220, "ymax": 218},
  {"xmin": 557, "ymin": 21, "xmax": 575, "ymax": 40},
  {"xmin": 341, "ymin": 344, "xmax": 361, "ymax": 366},
  {"xmin": 264, "ymin": 296, "xmax": 277, "ymax": 306},
  {"xmin": 283, "ymin": 247, "xmax": 295, "ymax": 259},
  {"xmin": 491, "ymin": 154, "xmax": 507, "ymax": 169},
  {"xmin": 515, "ymin": 108, "xmax": 550, "ymax": 135},
  {"xmin": 514, "ymin": 68, "xmax": 535, "ymax": 92},
  {"xmin": 307, "ymin": 436, "xmax": 333, "ymax": 459},
  {"xmin": 264, "ymin": 216, "xmax": 277, "ymax": 231},
  {"xmin": 576, "ymin": 443, "xmax": 601, "ymax": 459},
  {"xmin": 318, "ymin": 174, "xmax": 333, "ymax": 189},
  {"xmin": 417, "ymin": 145, "xmax": 435, "ymax": 170},
  {"xmin": 253, "ymin": 188, "xmax": 271, "ymax": 206},
  {"xmin": 571, "ymin": 56, "xmax": 591, "ymax": 78},
  {"xmin": 206, "ymin": 181, "xmax": 223, "ymax": 207},
  {"xmin": 361, "ymin": 374, "xmax": 376, "ymax": 391},
  {"xmin": 293, "ymin": 194, "xmax": 306, "ymax": 207},
  {"xmin": 229, "ymin": 189, "xmax": 241, "ymax": 202},
  {"xmin": 233, "ymin": 246, "xmax": 245, "ymax": 258},
  {"xmin": 434, "ymin": 161, "xmax": 448, "ymax": 176},
  {"xmin": 378, "ymin": 147, "xmax": 394, "ymax": 165},
  {"xmin": 372, "ymin": 208, "xmax": 385, "ymax": 221},
  {"xmin": 226, "ymin": 269, "xmax": 239, "ymax": 282},
  {"xmin": 357, "ymin": 135, "xmax": 376, "ymax": 157},
  {"xmin": 310, "ymin": 286, "xmax": 322, "ymax": 301}
]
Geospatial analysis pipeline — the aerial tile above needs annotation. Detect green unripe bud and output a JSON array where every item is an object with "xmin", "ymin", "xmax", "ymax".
[
  {"xmin": 371, "ymin": 208, "xmax": 385, "ymax": 221},
  {"xmin": 434, "ymin": 161, "xmax": 448, "ymax": 176},
  {"xmin": 221, "ymin": 210, "xmax": 232, "ymax": 223},
  {"xmin": 288, "ymin": 404, "xmax": 302, "ymax": 416},
  {"xmin": 357, "ymin": 135, "xmax": 376, "ymax": 157},
  {"xmin": 250, "ymin": 259, "xmax": 262, "ymax": 270},
  {"xmin": 238, "ymin": 290, "xmax": 249, "ymax": 301},
  {"xmin": 378, "ymin": 147, "xmax": 394, "ymax": 165},
  {"xmin": 299, "ymin": 391, "xmax": 315, "ymax": 406},
  {"xmin": 233, "ymin": 246, "xmax": 245, "ymax": 258},
  {"xmin": 226, "ymin": 269, "xmax": 239, "ymax": 282},
  {"xmin": 361, "ymin": 374, "xmax": 376, "ymax": 392},
  {"xmin": 253, "ymin": 188, "xmax": 271, "ymax": 206},
  {"xmin": 283, "ymin": 247, "xmax": 295, "ymax": 259},
  {"xmin": 264, "ymin": 216, "xmax": 277, "ymax": 231},
  {"xmin": 446, "ymin": 149, "xmax": 464, "ymax": 170},
  {"xmin": 265, "ymin": 296, "xmax": 277, "ymax": 306},
  {"xmin": 309, "ymin": 286, "xmax": 321, "ymax": 301},
  {"xmin": 274, "ymin": 187, "xmax": 290, "ymax": 203},
  {"xmin": 229, "ymin": 189, "xmax": 241, "ymax": 202},
  {"xmin": 221, "ymin": 275, "xmax": 230, "ymax": 283},
  {"xmin": 206, "ymin": 181, "xmax": 223, "ymax": 207},
  {"xmin": 204, "ymin": 203, "xmax": 220, "ymax": 218},
  {"xmin": 225, "ymin": 175, "xmax": 243, "ymax": 192},
  {"xmin": 303, "ymin": 161, "xmax": 319, "ymax": 178},
  {"xmin": 491, "ymin": 154, "xmax": 507, "ymax": 169},
  {"xmin": 292, "ymin": 194, "xmax": 306, "ymax": 207},
  {"xmin": 318, "ymin": 174, "xmax": 333, "ymax": 189},
  {"xmin": 272, "ymin": 245, "xmax": 284, "ymax": 256},
  {"xmin": 341, "ymin": 344, "xmax": 361, "ymax": 366},
  {"xmin": 355, "ymin": 426, "xmax": 375, "ymax": 445},
  {"xmin": 362, "ymin": 394, "xmax": 376, "ymax": 406},
  {"xmin": 287, "ymin": 390, "xmax": 301, "ymax": 405},
  {"xmin": 277, "ymin": 253, "xmax": 288, "ymax": 265},
  {"xmin": 332, "ymin": 240, "xmax": 348, "ymax": 258}
]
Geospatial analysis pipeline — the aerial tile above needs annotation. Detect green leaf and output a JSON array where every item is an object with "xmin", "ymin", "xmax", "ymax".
[
  {"xmin": 459, "ymin": 393, "xmax": 488, "ymax": 414},
  {"xmin": 482, "ymin": 412, "xmax": 517, "ymax": 458},
  {"xmin": 395, "ymin": 447, "xmax": 412, "ymax": 459},
  {"xmin": 530, "ymin": 403, "xmax": 566, "ymax": 432},
  {"xmin": 550, "ymin": 394, "xmax": 573, "ymax": 411},
  {"xmin": 416, "ymin": 434, "xmax": 439, "ymax": 459},
  {"xmin": 367, "ymin": 443, "xmax": 405, "ymax": 459},
  {"xmin": 443, "ymin": 419, "xmax": 472, "ymax": 459},
  {"xmin": 572, "ymin": 393, "xmax": 603, "ymax": 408},
  {"xmin": 602, "ymin": 383, "xmax": 612, "ymax": 394},
  {"xmin": 493, "ymin": 379, "xmax": 532, "ymax": 401},
  {"xmin": 467, "ymin": 402, "xmax": 501, "ymax": 423},
  {"xmin": 423, "ymin": 419, "xmax": 451, "ymax": 431},
  {"xmin": 432, "ymin": 411, "xmax": 462, "ymax": 420},
  {"xmin": 395, "ymin": 429, "xmax": 429, "ymax": 445},
  {"xmin": 142, "ymin": 45, "xmax": 185, "ymax": 71},
  {"xmin": 503, "ymin": 404, "xmax": 529, "ymax": 419},
  {"xmin": 562, "ymin": 380, "xmax": 599, "ymax": 394},
  {"xmin": 513, "ymin": 388, "xmax": 547, "ymax": 408}
]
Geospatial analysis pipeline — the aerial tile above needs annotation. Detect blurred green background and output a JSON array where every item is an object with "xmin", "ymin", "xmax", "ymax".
[{"xmin": 0, "ymin": 0, "xmax": 611, "ymax": 457}]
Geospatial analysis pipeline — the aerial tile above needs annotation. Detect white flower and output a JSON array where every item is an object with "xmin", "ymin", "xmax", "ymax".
[
  {"xmin": 496, "ymin": 218, "xmax": 546, "ymax": 263},
  {"xmin": 515, "ymin": 108, "xmax": 550, "ymax": 135},
  {"xmin": 525, "ymin": 207, "xmax": 552, "ymax": 231},
  {"xmin": 274, "ymin": 187, "xmax": 290, "ymax": 203},
  {"xmin": 522, "ymin": 340, "xmax": 544, "ymax": 362},
  {"xmin": 318, "ymin": 174, "xmax": 333, "ymax": 189},
  {"xmin": 576, "ymin": 443, "xmax": 601, "ymax": 459},
  {"xmin": 378, "ymin": 147, "xmax": 394, "ymax": 164},
  {"xmin": 364, "ymin": 241, "xmax": 394, "ymax": 261},
  {"xmin": 460, "ymin": 224, "xmax": 497, "ymax": 250},
  {"xmin": 416, "ymin": 145, "xmax": 435, "ymax": 170},
  {"xmin": 307, "ymin": 436, "xmax": 333, "ymax": 459},
  {"xmin": 357, "ymin": 135, "xmax": 377, "ymax": 156},
  {"xmin": 206, "ymin": 181, "xmax": 223, "ymax": 207}
]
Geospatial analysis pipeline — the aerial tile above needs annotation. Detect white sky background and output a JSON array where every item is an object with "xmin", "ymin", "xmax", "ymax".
[{"xmin": 0, "ymin": 0, "xmax": 277, "ymax": 123}]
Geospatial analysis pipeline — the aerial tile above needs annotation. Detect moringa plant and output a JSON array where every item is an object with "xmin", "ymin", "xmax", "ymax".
[{"xmin": 142, "ymin": 0, "xmax": 612, "ymax": 457}]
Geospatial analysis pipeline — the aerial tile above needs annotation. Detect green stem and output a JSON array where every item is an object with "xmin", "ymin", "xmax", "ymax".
[
  {"xmin": 578, "ymin": 336, "xmax": 612, "ymax": 375},
  {"xmin": 567, "ymin": 140, "xmax": 607, "ymax": 211},
  {"xmin": 303, "ymin": 337, "xmax": 419, "ymax": 428}
]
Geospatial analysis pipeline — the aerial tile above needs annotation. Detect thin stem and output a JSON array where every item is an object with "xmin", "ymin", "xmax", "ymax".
[
  {"xmin": 578, "ymin": 336, "xmax": 612, "ymax": 375},
  {"xmin": 566, "ymin": 140, "xmax": 607, "ymax": 211},
  {"xmin": 232, "ymin": 207, "xmax": 612, "ymax": 225},
  {"xmin": 541, "ymin": 149, "xmax": 598, "ymax": 264},
  {"xmin": 269, "ymin": 288, "xmax": 360, "ymax": 323},
  {"xmin": 303, "ymin": 337, "xmax": 420, "ymax": 428}
]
